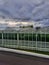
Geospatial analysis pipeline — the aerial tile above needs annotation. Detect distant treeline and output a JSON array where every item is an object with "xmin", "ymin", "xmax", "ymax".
[{"xmin": 0, "ymin": 33, "xmax": 49, "ymax": 42}]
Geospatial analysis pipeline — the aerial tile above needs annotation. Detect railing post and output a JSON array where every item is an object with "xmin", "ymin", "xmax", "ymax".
[
  {"xmin": 45, "ymin": 28, "xmax": 46, "ymax": 49},
  {"xmin": 17, "ymin": 32, "xmax": 19, "ymax": 48},
  {"xmin": 36, "ymin": 33, "xmax": 37, "ymax": 49},
  {"xmin": 2, "ymin": 31, "xmax": 3, "ymax": 47}
]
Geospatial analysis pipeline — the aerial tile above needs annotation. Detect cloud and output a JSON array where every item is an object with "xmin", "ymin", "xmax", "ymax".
[{"xmin": 0, "ymin": 0, "xmax": 49, "ymax": 26}]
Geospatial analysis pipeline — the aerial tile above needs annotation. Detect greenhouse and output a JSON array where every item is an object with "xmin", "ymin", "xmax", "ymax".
[{"xmin": 0, "ymin": 27, "xmax": 49, "ymax": 52}]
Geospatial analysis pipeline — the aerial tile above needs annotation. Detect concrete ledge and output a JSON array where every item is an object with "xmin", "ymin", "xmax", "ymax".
[{"xmin": 0, "ymin": 47, "xmax": 49, "ymax": 59}]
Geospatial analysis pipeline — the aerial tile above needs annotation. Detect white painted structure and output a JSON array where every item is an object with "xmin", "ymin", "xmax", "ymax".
[{"xmin": 0, "ymin": 27, "xmax": 49, "ymax": 52}]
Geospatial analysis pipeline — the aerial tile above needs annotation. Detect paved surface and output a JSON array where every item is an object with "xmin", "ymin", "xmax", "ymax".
[{"xmin": 0, "ymin": 51, "xmax": 49, "ymax": 65}]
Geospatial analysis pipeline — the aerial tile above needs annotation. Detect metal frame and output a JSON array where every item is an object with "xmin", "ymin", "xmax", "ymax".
[{"xmin": 0, "ymin": 28, "xmax": 49, "ymax": 51}]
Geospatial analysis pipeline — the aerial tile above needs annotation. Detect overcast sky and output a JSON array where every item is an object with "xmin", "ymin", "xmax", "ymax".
[{"xmin": 0, "ymin": 0, "xmax": 49, "ymax": 26}]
